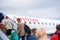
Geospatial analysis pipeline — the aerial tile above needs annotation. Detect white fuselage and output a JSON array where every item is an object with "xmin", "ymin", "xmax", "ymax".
[{"xmin": 8, "ymin": 15, "xmax": 60, "ymax": 34}]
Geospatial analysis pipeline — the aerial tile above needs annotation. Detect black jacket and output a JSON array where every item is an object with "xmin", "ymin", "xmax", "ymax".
[
  {"xmin": 24, "ymin": 24, "xmax": 31, "ymax": 35},
  {"xmin": 0, "ymin": 13, "xmax": 4, "ymax": 23}
]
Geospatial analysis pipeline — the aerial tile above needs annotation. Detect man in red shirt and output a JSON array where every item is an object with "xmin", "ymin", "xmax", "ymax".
[{"xmin": 51, "ymin": 24, "xmax": 60, "ymax": 40}]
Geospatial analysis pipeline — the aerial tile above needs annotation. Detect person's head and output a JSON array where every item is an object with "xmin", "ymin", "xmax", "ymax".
[
  {"xmin": 36, "ymin": 28, "xmax": 47, "ymax": 38},
  {"xmin": 56, "ymin": 24, "xmax": 60, "ymax": 30},
  {"xmin": 17, "ymin": 18, "xmax": 21, "ymax": 23},
  {"xmin": 11, "ymin": 29, "xmax": 16, "ymax": 36},
  {"xmin": 56, "ymin": 24, "xmax": 60, "ymax": 34},
  {"xmin": 30, "ymin": 28, "xmax": 37, "ymax": 35},
  {"xmin": 5, "ymin": 16, "xmax": 9, "ymax": 19}
]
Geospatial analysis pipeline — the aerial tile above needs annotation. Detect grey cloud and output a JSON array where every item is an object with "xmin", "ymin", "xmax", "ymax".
[{"xmin": 0, "ymin": 0, "xmax": 60, "ymax": 19}]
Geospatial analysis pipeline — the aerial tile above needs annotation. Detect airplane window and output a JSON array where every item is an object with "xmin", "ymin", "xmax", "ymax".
[
  {"xmin": 29, "ymin": 22, "xmax": 31, "ymax": 24},
  {"xmin": 49, "ymin": 23, "xmax": 51, "ymax": 25},
  {"xmin": 53, "ymin": 23, "xmax": 55, "ymax": 25},
  {"xmin": 38, "ymin": 22, "xmax": 40, "ymax": 24},
  {"xmin": 33, "ymin": 22, "xmax": 36, "ymax": 24},
  {"xmin": 42, "ymin": 22, "xmax": 44, "ymax": 25},
  {"xmin": 45, "ymin": 23, "xmax": 47, "ymax": 25}
]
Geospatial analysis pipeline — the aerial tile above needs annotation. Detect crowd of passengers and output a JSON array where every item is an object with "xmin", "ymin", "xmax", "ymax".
[{"xmin": 0, "ymin": 15, "xmax": 60, "ymax": 40}]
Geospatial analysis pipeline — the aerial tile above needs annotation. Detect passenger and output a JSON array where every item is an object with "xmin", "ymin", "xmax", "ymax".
[
  {"xmin": 3, "ymin": 16, "xmax": 13, "ymax": 36},
  {"xmin": 10, "ymin": 29, "xmax": 19, "ymax": 40},
  {"xmin": 51, "ymin": 24, "xmax": 60, "ymax": 40},
  {"xmin": 17, "ymin": 18, "xmax": 25, "ymax": 40},
  {"xmin": 36, "ymin": 28, "xmax": 49, "ymax": 40},
  {"xmin": 27, "ymin": 28, "xmax": 37, "ymax": 40}
]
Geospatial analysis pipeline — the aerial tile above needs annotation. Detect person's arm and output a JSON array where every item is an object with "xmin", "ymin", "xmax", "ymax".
[
  {"xmin": 17, "ymin": 24, "xmax": 21, "ymax": 34},
  {"xmin": 11, "ymin": 22, "xmax": 13, "ymax": 29}
]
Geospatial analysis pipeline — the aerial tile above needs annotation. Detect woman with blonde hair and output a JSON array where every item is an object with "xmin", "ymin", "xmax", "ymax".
[{"xmin": 36, "ymin": 28, "xmax": 48, "ymax": 40}]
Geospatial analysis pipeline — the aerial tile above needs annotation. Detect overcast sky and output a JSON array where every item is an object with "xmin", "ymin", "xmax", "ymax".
[{"xmin": 0, "ymin": 0, "xmax": 60, "ymax": 19}]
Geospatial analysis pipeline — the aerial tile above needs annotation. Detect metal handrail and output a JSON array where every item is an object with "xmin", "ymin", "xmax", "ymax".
[{"xmin": 0, "ymin": 29, "xmax": 9, "ymax": 40}]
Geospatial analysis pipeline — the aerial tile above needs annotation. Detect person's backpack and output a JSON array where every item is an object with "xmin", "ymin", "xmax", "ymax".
[{"xmin": 24, "ymin": 24, "xmax": 31, "ymax": 35}]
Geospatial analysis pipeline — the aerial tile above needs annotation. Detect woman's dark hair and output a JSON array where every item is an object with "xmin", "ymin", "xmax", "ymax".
[
  {"xmin": 31, "ymin": 28, "xmax": 37, "ymax": 34},
  {"xmin": 17, "ymin": 18, "xmax": 21, "ymax": 21},
  {"xmin": 56, "ymin": 24, "xmax": 60, "ymax": 30}
]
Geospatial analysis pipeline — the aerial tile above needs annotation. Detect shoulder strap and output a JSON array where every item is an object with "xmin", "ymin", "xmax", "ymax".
[{"xmin": 57, "ymin": 34, "xmax": 60, "ymax": 40}]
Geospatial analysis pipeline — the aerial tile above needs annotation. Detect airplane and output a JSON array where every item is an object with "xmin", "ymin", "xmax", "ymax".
[{"xmin": 5, "ymin": 15, "xmax": 60, "ymax": 34}]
